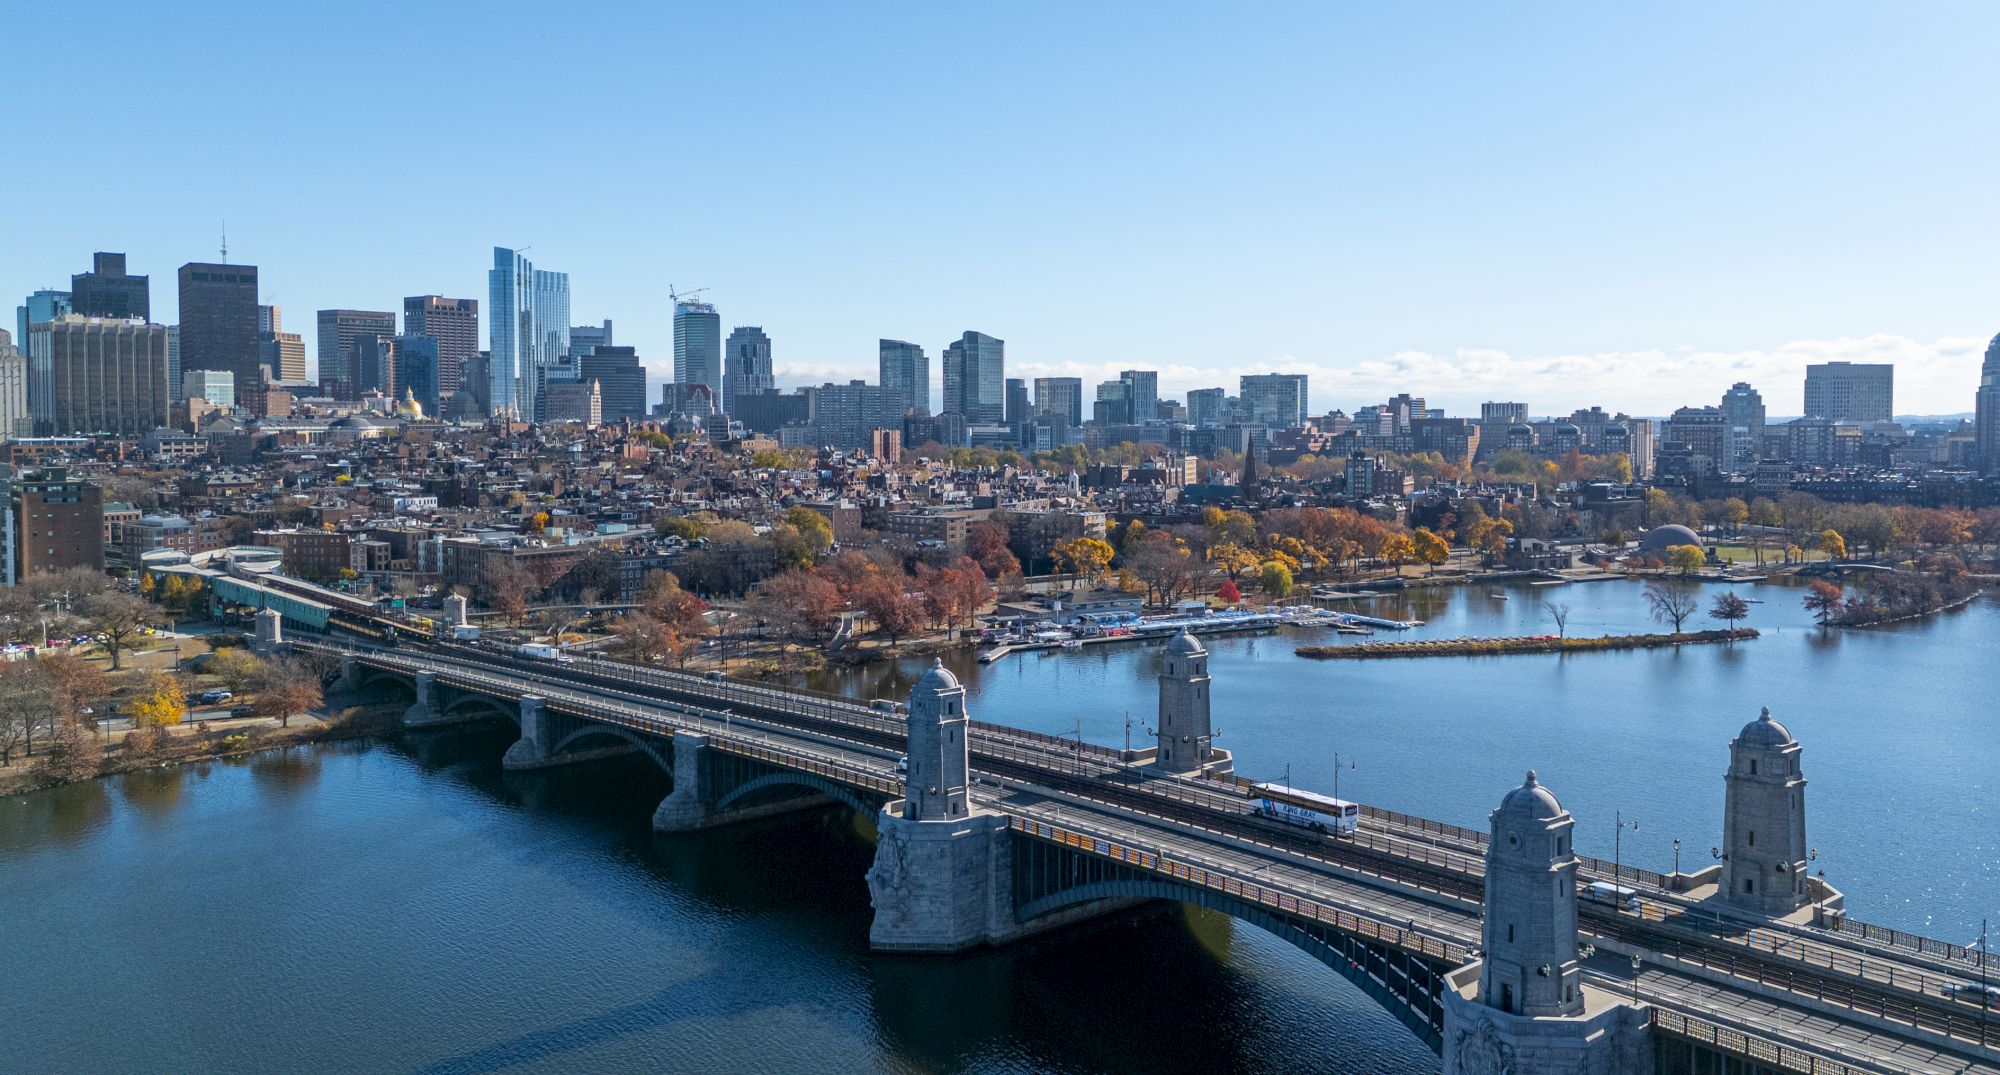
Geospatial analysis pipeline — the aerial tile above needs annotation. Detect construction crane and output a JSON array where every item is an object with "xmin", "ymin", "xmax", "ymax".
[{"xmin": 669, "ymin": 285, "xmax": 710, "ymax": 307}]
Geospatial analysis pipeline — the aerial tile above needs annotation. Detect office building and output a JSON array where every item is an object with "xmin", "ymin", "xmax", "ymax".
[
  {"xmin": 1240, "ymin": 373, "xmax": 1308, "ymax": 428},
  {"xmin": 806, "ymin": 380, "xmax": 908, "ymax": 451},
  {"xmin": 26, "ymin": 315, "xmax": 172, "ymax": 436},
  {"xmin": 178, "ymin": 262, "xmax": 262, "ymax": 407},
  {"xmin": 673, "ymin": 298, "xmax": 722, "ymax": 402},
  {"xmin": 879, "ymin": 339, "xmax": 928, "ymax": 416},
  {"xmin": 941, "ymin": 330, "xmax": 1004, "ymax": 422},
  {"xmin": 580, "ymin": 345, "xmax": 647, "ymax": 423},
  {"xmin": 724, "ymin": 326, "xmax": 773, "ymax": 414},
  {"xmin": 1093, "ymin": 379, "xmax": 1133, "ymax": 425},
  {"xmin": 541, "ymin": 378, "xmax": 602, "ymax": 427},
  {"xmin": 1005, "ymin": 378, "xmax": 1029, "ymax": 425},
  {"xmin": 350, "ymin": 333, "xmax": 397, "ymax": 398},
  {"xmin": 184, "ymin": 369, "xmax": 235, "ymax": 407},
  {"xmin": 315, "ymin": 309, "xmax": 395, "ymax": 399},
  {"xmin": 1186, "ymin": 387, "xmax": 1226, "ymax": 428},
  {"xmin": 166, "ymin": 324, "xmax": 179, "ymax": 396},
  {"xmin": 487, "ymin": 247, "xmax": 570, "ymax": 420},
  {"xmin": 1803, "ymin": 362, "xmax": 1893, "ymax": 423},
  {"xmin": 70, "ymin": 253, "xmax": 149, "ymax": 320},
  {"xmin": 17, "ymin": 289, "xmax": 72, "ymax": 353},
  {"xmin": 568, "ymin": 319, "xmax": 613, "ymax": 356},
  {"xmin": 1481, "ymin": 401, "xmax": 1529, "ymax": 426},
  {"xmin": 1119, "ymin": 369, "xmax": 1159, "ymax": 422},
  {"xmin": 1033, "ymin": 376, "xmax": 1084, "ymax": 427},
  {"xmin": 0, "ymin": 330, "xmax": 28, "ymax": 438},
  {"xmin": 258, "ymin": 305, "xmax": 307, "ymax": 385},
  {"xmin": 12, "ymin": 467, "xmax": 105, "ymax": 579},
  {"xmin": 396, "ymin": 335, "xmax": 439, "ymax": 412},
  {"xmin": 1977, "ymin": 333, "xmax": 2000, "ymax": 474},
  {"xmin": 1718, "ymin": 382, "xmax": 1766, "ymax": 474},
  {"xmin": 404, "ymin": 296, "xmax": 478, "ymax": 397}
]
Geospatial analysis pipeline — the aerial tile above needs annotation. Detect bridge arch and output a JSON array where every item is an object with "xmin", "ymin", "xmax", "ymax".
[
  {"xmin": 710, "ymin": 770, "xmax": 880, "ymax": 819},
  {"xmin": 548, "ymin": 724, "xmax": 672, "ymax": 774},
  {"xmin": 1016, "ymin": 877, "xmax": 1445, "ymax": 1049},
  {"xmin": 440, "ymin": 693, "xmax": 517, "ymax": 723},
  {"xmin": 354, "ymin": 670, "xmax": 417, "ymax": 701}
]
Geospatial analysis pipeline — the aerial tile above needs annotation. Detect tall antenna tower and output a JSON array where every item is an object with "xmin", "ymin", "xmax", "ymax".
[{"xmin": 221, "ymin": 219, "xmax": 228, "ymax": 264}]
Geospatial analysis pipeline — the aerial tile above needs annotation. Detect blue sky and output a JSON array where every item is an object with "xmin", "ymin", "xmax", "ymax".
[{"xmin": 7, "ymin": 1, "xmax": 1998, "ymax": 415}]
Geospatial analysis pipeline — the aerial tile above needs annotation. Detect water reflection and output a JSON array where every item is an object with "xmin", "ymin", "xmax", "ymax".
[
  {"xmin": 248, "ymin": 748, "xmax": 323, "ymax": 797},
  {"xmin": 0, "ymin": 780, "xmax": 112, "ymax": 854},
  {"xmin": 119, "ymin": 766, "xmax": 187, "ymax": 821}
]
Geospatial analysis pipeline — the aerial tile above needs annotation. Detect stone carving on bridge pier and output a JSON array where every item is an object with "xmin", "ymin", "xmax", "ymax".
[{"xmin": 1450, "ymin": 1014, "xmax": 1516, "ymax": 1075}]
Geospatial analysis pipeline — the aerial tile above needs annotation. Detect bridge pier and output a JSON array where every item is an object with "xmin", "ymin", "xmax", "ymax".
[
  {"xmin": 651, "ymin": 733, "xmax": 836, "ymax": 832},
  {"xmin": 498, "ymin": 697, "xmax": 619, "ymax": 770},
  {"xmin": 333, "ymin": 655, "xmax": 364, "ymax": 697},
  {"xmin": 401, "ymin": 672, "xmax": 445, "ymax": 727}
]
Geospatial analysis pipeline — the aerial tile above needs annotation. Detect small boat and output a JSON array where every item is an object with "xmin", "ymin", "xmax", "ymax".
[
  {"xmin": 1489, "ymin": 591, "xmax": 1508, "ymax": 600},
  {"xmin": 1059, "ymin": 639, "xmax": 1082, "ymax": 649}
]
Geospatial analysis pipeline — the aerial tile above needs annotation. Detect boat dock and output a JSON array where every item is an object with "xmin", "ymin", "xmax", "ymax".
[{"xmin": 977, "ymin": 607, "xmax": 1361, "ymax": 663}]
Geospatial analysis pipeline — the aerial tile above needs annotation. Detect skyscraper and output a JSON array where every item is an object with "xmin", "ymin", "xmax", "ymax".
[
  {"xmin": 352, "ymin": 333, "xmax": 396, "ymax": 398},
  {"xmin": 396, "ymin": 335, "xmax": 440, "ymax": 413},
  {"xmin": 1005, "ymin": 378, "xmax": 1029, "ymax": 425},
  {"xmin": 1119, "ymin": 369, "xmax": 1159, "ymax": 422},
  {"xmin": 17, "ymin": 289, "xmax": 72, "ymax": 352},
  {"xmin": 568, "ymin": 319, "xmax": 613, "ymax": 357},
  {"xmin": 487, "ymin": 247, "xmax": 570, "ymax": 420},
  {"xmin": 258, "ymin": 305, "xmax": 307, "ymax": 384},
  {"xmin": 177, "ymin": 262, "xmax": 262, "ymax": 408},
  {"xmin": 0, "ymin": 329, "xmax": 29, "ymax": 438},
  {"xmin": 941, "ymin": 330, "xmax": 1003, "ymax": 423},
  {"xmin": 580, "ymin": 345, "xmax": 647, "ymax": 424},
  {"xmin": 1093, "ymin": 379, "xmax": 1133, "ymax": 425},
  {"xmin": 70, "ymin": 253, "xmax": 149, "ymax": 320},
  {"xmin": 879, "ymin": 339, "xmax": 928, "ymax": 415},
  {"xmin": 404, "ymin": 295, "xmax": 478, "ymax": 398},
  {"xmin": 1239, "ymin": 373, "xmax": 1308, "ymax": 428},
  {"xmin": 315, "ymin": 309, "xmax": 396, "ymax": 399},
  {"xmin": 724, "ymin": 326, "xmax": 773, "ymax": 414},
  {"xmin": 1718, "ymin": 381, "xmax": 1766, "ymax": 474},
  {"xmin": 1803, "ymin": 361, "xmax": 1893, "ymax": 423},
  {"xmin": 673, "ymin": 299, "xmax": 722, "ymax": 401},
  {"xmin": 1033, "ymin": 376, "xmax": 1083, "ymax": 427},
  {"xmin": 25, "ymin": 315, "xmax": 172, "ymax": 436},
  {"xmin": 1186, "ymin": 387, "xmax": 1226, "ymax": 428},
  {"xmin": 1976, "ymin": 333, "xmax": 2000, "ymax": 475}
]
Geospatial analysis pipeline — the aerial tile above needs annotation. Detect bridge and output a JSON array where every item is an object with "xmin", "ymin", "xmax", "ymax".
[{"xmin": 305, "ymin": 631, "xmax": 1998, "ymax": 1075}]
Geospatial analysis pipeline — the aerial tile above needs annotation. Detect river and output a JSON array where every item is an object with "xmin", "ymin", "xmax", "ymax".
[{"xmin": 1, "ymin": 576, "xmax": 1992, "ymax": 1074}]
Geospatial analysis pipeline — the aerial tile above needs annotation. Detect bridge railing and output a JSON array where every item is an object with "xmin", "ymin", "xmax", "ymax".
[
  {"xmin": 1650, "ymin": 1008, "xmax": 1869, "ymax": 1075},
  {"xmin": 1008, "ymin": 814, "xmax": 1471, "ymax": 966},
  {"xmin": 1822, "ymin": 914, "xmax": 1989, "ymax": 968}
]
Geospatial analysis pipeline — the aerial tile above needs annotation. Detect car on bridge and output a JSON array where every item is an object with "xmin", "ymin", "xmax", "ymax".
[{"xmin": 1943, "ymin": 981, "xmax": 2000, "ymax": 1007}]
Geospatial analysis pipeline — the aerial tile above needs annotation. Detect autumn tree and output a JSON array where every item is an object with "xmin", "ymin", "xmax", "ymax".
[
  {"xmin": 966, "ymin": 521, "xmax": 1022, "ymax": 579},
  {"xmin": 612, "ymin": 611, "xmax": 678, "ymax": 664},
  {"xmin": 36, "ymin": 713, "xmax": 101, "ymax": 783},
  {"xmin": 1802, "ymin": 580, "xmax": 1845, "ymax": 627},
  {"xmin": 1216, "ymin": 578, "xmax": 1242, "ymax": 604},
  {"xmin": 854, "ymin": 572, "xmax": 926, "ymax": 648},
  {"xmin": 1259, "ymin": 560, "xmax": 1294, "ymax": 598},
  {"xmin": 253, "ymin": 656, "xmax": 325, "ymax": 728},
  {"xmin": 1708, "ymin": 592, "xmax": 1751, "ymax": 640},
  {"xmin": 781, "ymin": 506, "xmax": 835, "ymax": 558},
  {"xmin": 83, "ymin": 591, "xmax": 160, "ymax": 670},
  {"xmin": 752, "ymin": 570, "xmax": 844, "ymax": 642},
  {"xmin": 1818, "ymin": 528, "xmax": 1847, "ymax": 562},
  {"xmin": 1412, "ymin": 527, "xmax": 1450, "ymax": 575},
  {"xmin": 205, "ymin": 648, "xmax": 266, "ymax": 693},
  {"xmin": 130, "ymin": 673, "xmax": 188, "ymax": 730},
  {"xmin": 1643, "ymin": 581, "xmax": 1699, "ymax": 633},
  {"xmin": 1051, "ymin": 537, "xmax": 1116, "ymax": 589},
  {"xmin": 1379, "ymin": 533, "xmax": 1415, "ymax": 576},
  {"xmin": 1666, "ymin": 544, "xmax": 1706, "ymax": 576}
]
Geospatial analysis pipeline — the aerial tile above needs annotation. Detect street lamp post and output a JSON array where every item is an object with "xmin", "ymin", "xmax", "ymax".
[
  {"xmin": 1615, "ymin": 810, "xmax": 1640, "ymax": 890},
  {"xmin": 1672, "ymin": 838, "xmax": 1681, "ymax": 892}
]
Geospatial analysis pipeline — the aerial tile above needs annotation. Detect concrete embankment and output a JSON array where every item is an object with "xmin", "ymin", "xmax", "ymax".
[{"xmin": 1295, "ymin": 628, "xmax": 1758, "ymax": 660}]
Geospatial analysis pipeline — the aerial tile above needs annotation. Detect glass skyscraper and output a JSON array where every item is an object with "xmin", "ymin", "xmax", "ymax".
[
  {"xmin": 723, "ymin": 326, "xmax": 772, "ymax": 414},
  {"xmin": 674, "ymin": 299, "xmax": 722, "ymax": 402},
  {"xmin": 17, "ymin": 289, "xmax": 72, "ymax": 352},
  {"xmin": 1240, "ymin": 373, "xmax": 1309, "ymax": 428},
  {"xmin": 879, "ymin": 339, "xmax": 928, "ymax": 416},
  {"xmin": 487, "ymin": 247, "xmax": 570, "ymax": 420},
  {"xmin": 942, "ymin": 330, "xmax": 1004, "ymax": 423}
]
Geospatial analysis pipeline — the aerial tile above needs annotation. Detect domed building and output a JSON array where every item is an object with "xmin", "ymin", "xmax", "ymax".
[{"xmin": 1638, "ymin": 523, "xmax": 1702, "ymax": 555}]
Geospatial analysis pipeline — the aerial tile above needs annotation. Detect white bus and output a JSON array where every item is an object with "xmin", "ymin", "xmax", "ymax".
[{"xmin": 1251, "ymin": 783, "xmax": 1360, "ymax": 836}]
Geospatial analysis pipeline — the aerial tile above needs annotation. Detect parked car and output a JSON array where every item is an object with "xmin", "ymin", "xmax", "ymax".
[
  {"xmin": 198, "ymin": 689, "xmax": 234, "ymax": 705},
  {"xmin": 1943, "ymin": 982, "xmax": 2000, "ymax": 1007}
]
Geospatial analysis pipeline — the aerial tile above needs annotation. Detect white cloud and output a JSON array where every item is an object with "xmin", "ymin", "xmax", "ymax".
[{"xmin": 772, "ymin": 333, "xmax": 1990, "ymax": 418}]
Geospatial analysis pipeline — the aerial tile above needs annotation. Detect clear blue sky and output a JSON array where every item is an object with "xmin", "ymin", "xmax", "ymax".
[{"xmin": 8, "ymin": 1, "xmax": 1998, "ymax": 415}]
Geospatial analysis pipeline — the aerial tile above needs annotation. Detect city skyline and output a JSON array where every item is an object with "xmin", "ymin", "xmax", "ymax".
[{"xmin": 9, "ymin": 3, "xmax": 1997, "ymax": 418}]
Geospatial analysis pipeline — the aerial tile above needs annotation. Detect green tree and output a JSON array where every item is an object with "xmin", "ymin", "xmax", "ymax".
[
  {"xmin": 1259, "ymin": 560, "xmax": 1294, "ymax": 598},
  {"xmin": 781, "ymin": 506, "xmax": 835, "ymax": 557}
]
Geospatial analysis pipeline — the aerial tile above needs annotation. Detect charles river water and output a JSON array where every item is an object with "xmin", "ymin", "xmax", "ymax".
[{"xmin": 3, "ymin": 578, "xmax": 1994, "ymax": 1074}]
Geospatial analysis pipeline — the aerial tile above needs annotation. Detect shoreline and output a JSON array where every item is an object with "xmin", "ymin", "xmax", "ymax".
[{"xmin": 1295, "ymin": 628, "xmax": 1758, "ymax": 660}]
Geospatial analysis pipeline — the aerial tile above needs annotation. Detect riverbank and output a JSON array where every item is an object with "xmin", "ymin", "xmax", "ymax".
[
  {"xmin": 0, "ymin": 703, "xmax": 400, "ymax": 795},
  {"xmin": 1834, "ymin": 587, "xmax": 1985, "ymax": 628},
  {"xmin": 1295, "ymin": 628, "xmax": 1758, "ymax": 660}
]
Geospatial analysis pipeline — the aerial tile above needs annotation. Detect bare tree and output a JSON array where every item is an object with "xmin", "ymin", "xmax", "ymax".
[
  {"xmin": 254, "ymin": 656, "xmax": 325, "ymax": 729},
  {"xmin": 81, "ymin": 591, "xmax": 160, "ymax": 670},
  {"xmin": 1541, "ymin": 599, "xmax": 1572, "ymax": 639},
  {"xmin": 1644, "ymin": 581, "xmax": 1699, "ymax": 634}
]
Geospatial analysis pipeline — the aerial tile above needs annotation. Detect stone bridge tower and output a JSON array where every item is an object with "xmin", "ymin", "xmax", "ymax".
[
  {"xmin": 1156, "ymin": 629, "xmax": 1221, "ymax": 773},
  {"xmin": 904, "ymin": 659, "xmax": 969, "ymax": 820},
  {"xmin": 1722, "ymin": 708, "xmax": 1809, "ymax": 916}
]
